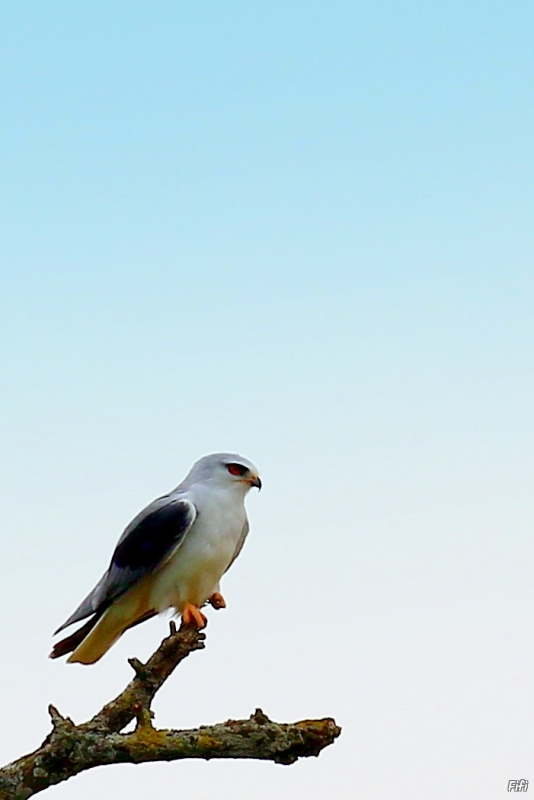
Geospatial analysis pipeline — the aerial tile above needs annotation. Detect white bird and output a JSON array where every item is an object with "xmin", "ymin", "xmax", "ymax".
[{"xmin": 51, "ymin": 453, "xmax": 261, "ymax": 665}]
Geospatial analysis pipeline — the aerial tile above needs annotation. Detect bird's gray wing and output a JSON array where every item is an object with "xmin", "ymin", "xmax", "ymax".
[
  {"xmin": 224, "ymin": 518, "xmax": 249, "ymax": 574},
  {"xmin": 55, "ymin": 496, "xmax": 197, "ymax": 633}
]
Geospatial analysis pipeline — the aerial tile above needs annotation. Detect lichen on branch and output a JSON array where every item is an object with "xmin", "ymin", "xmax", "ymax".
[{"xmin": 0, "ymin": 622, "xmax": 340, "ymax": 799}]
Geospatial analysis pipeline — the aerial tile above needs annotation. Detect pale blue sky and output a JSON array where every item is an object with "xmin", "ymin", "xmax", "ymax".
[{"xmin": 1, "ymin": 2, "xmax": 533, "ymax": 798}]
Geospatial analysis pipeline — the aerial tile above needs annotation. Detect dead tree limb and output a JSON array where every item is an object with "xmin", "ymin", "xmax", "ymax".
[{"xmin": 0, "ymin": 622, "xmax": 341, "ymax": 799}]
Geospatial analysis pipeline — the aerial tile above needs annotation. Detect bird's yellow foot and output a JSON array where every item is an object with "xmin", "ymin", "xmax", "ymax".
[
  {"xmin": 182, "ymin": 603, "xmax": 207, "ymax": 629},
  {"xmin": 208, "ymin": 592, "xmax": 226, "ymax": 610}
]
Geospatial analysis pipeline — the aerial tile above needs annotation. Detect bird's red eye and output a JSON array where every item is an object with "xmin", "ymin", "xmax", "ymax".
[{"xmin": 227, "ymin": 463, "xmax": 247, "ymax": 476}]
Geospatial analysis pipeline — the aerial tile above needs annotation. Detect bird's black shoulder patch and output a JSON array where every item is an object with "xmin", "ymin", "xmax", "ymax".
[{"xmin": 112, "ymin": 499, "xmax": 196, "ymax": 572}]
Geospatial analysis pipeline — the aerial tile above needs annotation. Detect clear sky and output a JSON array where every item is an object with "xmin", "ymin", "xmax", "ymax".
[{"xmin": 1, "ymin": 2, "xmax": 533, "ymax": 798}]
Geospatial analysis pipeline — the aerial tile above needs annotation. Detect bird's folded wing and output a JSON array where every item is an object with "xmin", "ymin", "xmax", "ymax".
[
  {"xmin": 54, "ymin": 496, "xmax": 197, "ymax": 633},
  {"xmin": 224, "ymin": 519, "xmax": 249, "ymax": 573}
]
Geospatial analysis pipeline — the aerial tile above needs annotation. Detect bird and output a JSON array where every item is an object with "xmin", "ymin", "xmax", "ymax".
[{"xmin": 50, "ymin": 453, "xmax": 261, "ymax": 665}]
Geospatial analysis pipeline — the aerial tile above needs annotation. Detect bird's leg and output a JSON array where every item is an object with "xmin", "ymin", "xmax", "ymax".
[
  {"xmin": 181, "ymin": 603, "xmax": 208, "ymax": 629},
  {"xmin": 208, "ymin": 592, "xmax": 226, "ymax": 610}
]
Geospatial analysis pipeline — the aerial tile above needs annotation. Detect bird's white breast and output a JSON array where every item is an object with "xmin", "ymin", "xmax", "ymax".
[{"xmin": 148, "ymin": 484, "xmax": 247, "ymax": 612}]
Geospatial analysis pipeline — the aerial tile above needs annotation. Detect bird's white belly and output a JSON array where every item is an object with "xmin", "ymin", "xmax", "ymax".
[{"xmin": 148, "ymin": 500, "xmax": 244, "ymax": 612}]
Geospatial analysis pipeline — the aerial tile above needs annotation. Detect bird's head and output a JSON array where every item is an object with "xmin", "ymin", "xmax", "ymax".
[{"xmin": 186, "ymin": 453, "xmax": 262, "ymax": 493}]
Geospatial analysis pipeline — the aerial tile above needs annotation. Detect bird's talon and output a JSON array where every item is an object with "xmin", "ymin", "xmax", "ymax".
[
  {"xmin": 182, "ymin": 603, "xmax": 208, "ymax": 629},
  {"xmin": 208, "ymin": 592, "xmax": 227, "ymax": 610}
]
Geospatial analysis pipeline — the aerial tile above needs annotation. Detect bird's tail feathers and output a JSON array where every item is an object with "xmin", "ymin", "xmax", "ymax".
[
  {"xmin": 66, "ymin": 608, "xmax": 128, "ymax": 665},
  {"xmin": 49, "ymin": 614, "xmax": 103, "ymax": 660},
  {"xmin": 65, "ymin": 598, "xmax": 156, "ymax": 665}
]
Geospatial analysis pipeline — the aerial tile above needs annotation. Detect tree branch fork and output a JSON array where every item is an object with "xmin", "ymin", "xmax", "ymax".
[{"xmin": 0, "ymin": 622, "xmax": 340, "ymax": 799}]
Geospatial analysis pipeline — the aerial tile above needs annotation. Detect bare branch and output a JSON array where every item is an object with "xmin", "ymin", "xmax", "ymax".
[
  {"xmin": 83, "ymin": 621, "xmax": 206, "ymax": 734},
  {"xmin": 0, "ymin": 623, "xmax": 341, "ymax": 799}
]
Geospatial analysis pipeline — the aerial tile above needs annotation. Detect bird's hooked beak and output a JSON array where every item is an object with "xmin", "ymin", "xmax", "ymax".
[{"xmin": 248, "ymin": 475, "xmax": 262, "ymax": 490}]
